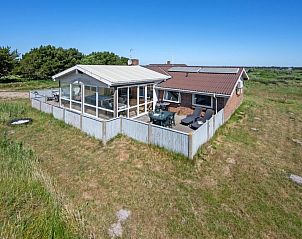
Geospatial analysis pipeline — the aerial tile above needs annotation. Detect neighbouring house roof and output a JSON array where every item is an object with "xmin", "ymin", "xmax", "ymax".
[
  {"xmin": 145, "ymin": 65, "xmax": 249, "ymax": 96},
  {"xmin": 52, "ymin": 65, "xmax": 171, "ymax": 86}
]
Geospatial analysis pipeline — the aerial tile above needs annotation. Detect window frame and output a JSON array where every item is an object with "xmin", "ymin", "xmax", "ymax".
[
  {"xmin": 192, "ymin": 94, "xmax": 213, "ymax": 108},
  {"xmin": 117, "ymin": 83, "xmax": 154, "ymax": 118},
  {"xmin": 163, "ymin": 90, "xmax": 181, "ymax": 103}
]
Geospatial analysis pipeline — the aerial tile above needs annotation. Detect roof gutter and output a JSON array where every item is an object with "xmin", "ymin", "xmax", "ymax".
[{"xmin": 155, "ymin": 86, "xmax": 231, "ymax": 97}]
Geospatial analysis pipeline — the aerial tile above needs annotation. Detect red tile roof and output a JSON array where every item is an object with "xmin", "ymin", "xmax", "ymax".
[{"xmin": 145, "ymin": 65, "xmax": 247, "ymax": 96}]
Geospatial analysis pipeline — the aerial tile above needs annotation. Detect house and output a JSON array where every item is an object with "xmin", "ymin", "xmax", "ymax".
[
  {"xmin": 33, "ymin": 61, "xmax": 249, "ymax": 158},
  {"xmin": 52, "ymin": 61, "xmax": 249, "ymax": 122},
  {"xmin": 52, "ymin": 64, "xmax": 170, "ymax": 119},
  {"xmin": 145, "ymin": 63, "xmax": 249, "ymax": 120}
]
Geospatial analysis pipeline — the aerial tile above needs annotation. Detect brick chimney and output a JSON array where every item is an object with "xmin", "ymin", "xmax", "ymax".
[{"xmin": 128, "ymin": 59, "xmax": 139, "ymax": 66}]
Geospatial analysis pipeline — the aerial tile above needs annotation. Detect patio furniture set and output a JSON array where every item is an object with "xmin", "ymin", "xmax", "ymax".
[
  {"xmin": 181, "ymin": 106, "xmax": 214, "ymax": 130},
  {"xmin": 148, "ymin": 102, "xmax": 214, "ymax": 130},
  {"xmin": 39, "ymin": 90, "xmax": 59, "ymax": 102},
  {"xmin": 149, "ymin": 102, "xmax": 175, "ymax": 128}
]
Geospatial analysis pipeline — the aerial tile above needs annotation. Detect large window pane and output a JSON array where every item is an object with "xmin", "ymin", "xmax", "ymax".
[
  {"xmin": 118, "ymin": 110, "xmax": 127, "ymax": 117},
  {"xmin": 71, "ymin": 84, "xmax": 82, "ymax": 102},
  {"xmin": 129, "ymin": 86, "xmax": 137, "ymax": 107},
  {"xmin": 98, "ymin": 87, "xmax": 114, "ymax": 110},
  {"xmin": 84, "ymin": 86, "xmax": 97, "ymax": 106},
  {"xmin": 193, "ymin": 94, "xmax": 212, "ymax": 107},
  {"xmin": 139, "ymin": 86, "xmax": 145, "ymax": 105},
  {"xmin": 71, "ymin": 101, "xmax": 81, "ymax": 111},
  {"xmin": 118, "ymin": 87, "xmax": 128, "ymax": 111},
  {"xmin": 147, "ymin": 102, "xmax": 153, "ymax": 112},
  {"xmin": 61, "ymin": 83, "xmax": 70, "ymax": 99},
  {"xmin": 84, "ymin": 105, "xmax": 96, "ymax": 116},
  {"xmin": 129, "ymin": 107, "xmax": 138, "ymax": 117},
  {"xmin": 98, "ymin": 109, "xmax": 113, "ymax": 119},
  {"xmin": 61, "ymin": 99, "xmax": 70, "ymax": 108},
  {"xmin": 139, "ymin": 104, "xmax": 145, "ymax": 114},
  {"xmin": 147, "ymin": 85, "xmax": 153, "ymax": 102},
  {"xmin": 164, "ymin": 91, "xmax": 180, "ymax": 103}
]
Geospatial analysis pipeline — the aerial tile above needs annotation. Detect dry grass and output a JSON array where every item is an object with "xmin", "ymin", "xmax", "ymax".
[
  {"xmin": 0, "ymin": 79, "xmax": 58, "ymax": 91},
  {"xmin": 0, "ymin": 69, "xmax": 302, "ymax": 238}
]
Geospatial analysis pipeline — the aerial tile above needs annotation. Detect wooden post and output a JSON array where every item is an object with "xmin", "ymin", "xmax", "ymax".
[
  {"xmin": 80, "ymin": 114, "xmax": 83, "ymax": 130},
  {"xmin": 213, "ymin": 114, "xmax": 216, "ymax": 132},
  {"xmin": 102, "ymin": 121, "xmax": 107, "ymax": 145},
  {"xmin": 63, "ymin": 108, "xmax": 66, "ymax": 122},
  {"xmin": 148, "ymin": 123, "xmax": 152, "ymax": 144},
  {"xmin": 188, "ymin": 132, "xmax": 193, "ymax": 159},
  {"xmin": 207, "ymin": 120, "xmax": 210, "ymax": 141},
  {"xmin": 120, "ymin": 117, "xmax": 123, "ymax": 134},
  {"xmin": 113, "ymin": 88, "xmax": 118, "ymax": 118}
]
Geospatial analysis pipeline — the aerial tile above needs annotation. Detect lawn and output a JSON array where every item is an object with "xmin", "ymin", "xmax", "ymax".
[
  {"xmin": 0, "ymin": 78, "xmax": 58, "ymax": 91},
  {"xmin": 0, "ymin": 68, "xmax": 301, "ymax": 238}
]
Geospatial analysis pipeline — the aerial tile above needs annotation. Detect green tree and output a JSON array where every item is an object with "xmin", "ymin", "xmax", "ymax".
[
  {"xmin": 81, "ymin": 51, "xmax": 128, "ymax": 65},
  {"xmin": 0, "ymin": 46, "xmax": 19, "ymax": 78},
  {"xmin": 17, "ymin": 45, "xmax": 83, "ymax": 80}
]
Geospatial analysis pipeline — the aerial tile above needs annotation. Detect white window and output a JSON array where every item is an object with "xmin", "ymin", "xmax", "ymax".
[
  {"xmin": 192, "ymin": 94, "xmax": 212, "ymax": 108},
  {"xmin": 163, "ymin": 90, "xmax": 180, "ymax": 103}
]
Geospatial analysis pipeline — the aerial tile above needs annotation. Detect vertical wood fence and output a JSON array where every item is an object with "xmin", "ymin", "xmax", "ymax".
[{"xmin": 30, "ymin": 91, "xmax": 225, "ymax": 159}]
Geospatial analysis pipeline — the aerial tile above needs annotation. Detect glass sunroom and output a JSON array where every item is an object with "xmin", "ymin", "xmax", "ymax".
[{"xmin": 52, "ymin": 65, "xmax": 170, "ymax": 120}]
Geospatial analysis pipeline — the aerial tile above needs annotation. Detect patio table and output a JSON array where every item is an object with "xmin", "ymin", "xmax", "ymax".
[{"xmin": 151, "ymin": 111, "xmax": 174, "ymax": 127}]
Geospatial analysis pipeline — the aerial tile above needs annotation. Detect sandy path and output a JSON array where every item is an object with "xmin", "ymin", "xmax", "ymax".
[{"xmin": 0, "ymin": 91, "xmax": 29, "ymax": 99}]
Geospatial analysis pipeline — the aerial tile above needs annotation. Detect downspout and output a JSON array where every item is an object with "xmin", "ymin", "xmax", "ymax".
[
  {"xmin": 214, "ymin": 93, "xmax": 217, "ymax": 114},
  {"xmin": 59, "ymin": 79, "xmax": 61, "ymax": 107}
]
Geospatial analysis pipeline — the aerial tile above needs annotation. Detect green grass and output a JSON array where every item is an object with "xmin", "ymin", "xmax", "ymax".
[
  {"xmin": 0, "ymin": 68, "xmax": 301, "ymax": 238},
  {"xmin": 0, "ymin": 134, "xmax": 78, "ymax": 239},
  {"xmin": 247, "ymin": 67, "xmax": 302, "ymax": 86}
]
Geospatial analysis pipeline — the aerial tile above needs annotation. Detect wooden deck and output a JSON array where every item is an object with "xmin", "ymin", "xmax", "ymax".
[{"xmin": 136, "ymin": 114, "xmax": 194, "ymax": 133}]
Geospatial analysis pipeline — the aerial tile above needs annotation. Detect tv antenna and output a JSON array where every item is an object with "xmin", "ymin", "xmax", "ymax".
[
  {"xmin": 129, "ymin": 48, "xmax": 134, "ymax": 59},
  {"xmin": 128, "ymin": 48, "xmax": 135, "ymax": 65}
]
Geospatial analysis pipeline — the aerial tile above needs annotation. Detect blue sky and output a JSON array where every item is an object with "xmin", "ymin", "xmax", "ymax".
[{"xmin": 1, "ymin": 0, "xmax": 301, "ymax": 66}]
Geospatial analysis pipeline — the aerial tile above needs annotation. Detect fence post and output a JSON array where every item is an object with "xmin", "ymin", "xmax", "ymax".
[
  {"xmin": 148, "ymin": 123, "xmax": 152, "ymax": 144},
  {"xmin": 213, "ymin": 114, "xmax": 216, "ymax": 133},
  {"xmin": 63, "ymin": 108, "xmax": 66, "ymax": 123},
  {"xmin": 102, "ymin": 120, "xmax": 107, "ymax": 145},
  {"xmin": 188, "ymin": 132, "xmax": 193, "ymax": 159},
  {"xmin": 39, "ymin": 100, "xmax": 42, "ymax": 111},
  {"xmin": 120, "ymin": 117, "xmax": 123, "ymax": 134},
  {"xmin": 207, "ymin": 120, "xmax": 210, "ymax": 141},
  {"xmin": 80, "ymin": 114, "xmax": 83, "ymax": 130}
]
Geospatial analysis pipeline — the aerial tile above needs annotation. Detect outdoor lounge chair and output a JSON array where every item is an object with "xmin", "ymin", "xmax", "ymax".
[
  {"xmin": 190, "ymin": 109, "xmax": 214, "ymax": 130},
  {"xmin": 180, "ymin": 106, "xmax": 203, "ymax": 125}
]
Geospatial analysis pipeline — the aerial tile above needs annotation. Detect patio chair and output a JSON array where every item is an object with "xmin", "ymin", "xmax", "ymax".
[
  {"xmin": 102, "ymin": 100, "xmax": 113, "ymax": 110},
  {"xmin": 155, "ymin": 105, "xmax": 161, "ymax": 113},
  {"xmin": 46, "ymin": 96, "xmax": 55, "ymax": 101},
  {"xmin": 161, "ymin": 117, "xmax": 170, "ymax": 127},
  {"xmin": 180, "ymin": 106, "xmax": 203, "ymax": 125},
  {"xmin": 168, "ymin": 112, "xmax": 176, "ymax": 128},
  {"xmin": 190, "ymin": 109, "xmax": 214, "ymax": 130}
]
